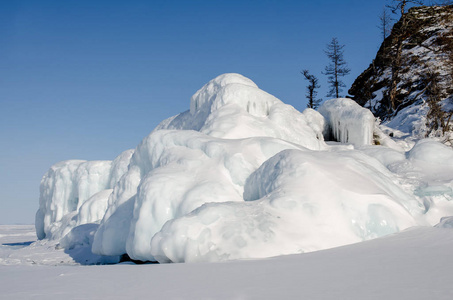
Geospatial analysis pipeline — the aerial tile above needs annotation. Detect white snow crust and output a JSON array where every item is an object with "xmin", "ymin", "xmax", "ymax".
[
  {"xmin": 35, "ymin": 73, "xmax": 453, "ymax": 264},
  {"xmin": 2, "ymin": 225, "xmax": 453, "ymax": 299}
]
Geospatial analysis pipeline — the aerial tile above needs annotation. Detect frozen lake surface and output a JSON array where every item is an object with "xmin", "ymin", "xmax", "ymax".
[{"xmin": 1, "ymin": 224, "xmax": 452, "ymax": 299}]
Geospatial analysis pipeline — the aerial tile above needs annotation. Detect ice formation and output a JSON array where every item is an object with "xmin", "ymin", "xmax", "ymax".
[
  {"xmin": 35, "ymin": 149, "xmax": 134, "ymax": 240},
  {"xmin": 318, "ymin": 98, "xmax": 376, "ymax": 146},
  {"xmin": 36, "ymin": 73, "xmax": 453, "ymax": 263}
]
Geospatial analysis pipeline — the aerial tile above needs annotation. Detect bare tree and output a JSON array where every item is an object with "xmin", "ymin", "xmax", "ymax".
[
  {"xmin": 301, "ymin": 70, "xmax": 322, "ymax": 109},
  {"xmin": 378, "ymin": 7, "xmax": 393, "ymax": 42},
  {"xmin": 386, "ymin": 0, "xmax": 424, "ymax": 112},
  {"xmin": 323, "ymin": 37, "xmax": 351, "ymax": 98}
]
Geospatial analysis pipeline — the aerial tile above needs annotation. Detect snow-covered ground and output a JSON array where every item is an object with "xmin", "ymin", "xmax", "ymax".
[{"xmin": 1, "ymin": 224, "xmax": 453, "ymax": 299}]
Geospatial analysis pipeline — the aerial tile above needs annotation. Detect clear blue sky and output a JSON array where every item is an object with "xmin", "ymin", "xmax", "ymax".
[{"xmin": 1, "ymin": 0, "xmax": 402, "ymax": 224}]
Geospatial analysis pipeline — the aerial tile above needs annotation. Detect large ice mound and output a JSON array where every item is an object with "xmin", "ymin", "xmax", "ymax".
[
  {"xmin": 150, "ymin": 149, "xmax": 421, "ymax": 263},
  {"xmin": 36, "ymin": 73, "xmax": 453, "ymax": 263}
]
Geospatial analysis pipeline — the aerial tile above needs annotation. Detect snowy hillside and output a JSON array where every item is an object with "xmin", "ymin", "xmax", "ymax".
[
  {"xmin": 32, "ymin": 73, "xmax": 453, "ymax": 264},
  {"xmin": 349, "ymin": 5, "xmax": 453, "ymax": 138}
]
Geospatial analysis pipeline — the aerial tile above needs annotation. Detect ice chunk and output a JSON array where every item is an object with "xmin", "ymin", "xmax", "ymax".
[{"xmin": 319, "ymin": 98, "xmax": 376, "ymax": 146}]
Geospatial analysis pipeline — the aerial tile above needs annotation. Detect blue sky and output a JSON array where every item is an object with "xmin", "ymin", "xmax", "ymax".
[{"xmin": 1, "ymin": 0, "xmax": 400, "ymax": 224}]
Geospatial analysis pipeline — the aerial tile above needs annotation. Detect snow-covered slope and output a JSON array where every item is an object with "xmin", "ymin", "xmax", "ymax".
[{"xmin": 35, "ymin": 73, "xmax": 453, "ymax": 264}]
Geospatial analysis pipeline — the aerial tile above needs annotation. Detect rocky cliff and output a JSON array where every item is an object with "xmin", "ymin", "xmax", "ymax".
[{"xmin": 349, "ymin": 5, "xmax": 453, "ymax": 137}]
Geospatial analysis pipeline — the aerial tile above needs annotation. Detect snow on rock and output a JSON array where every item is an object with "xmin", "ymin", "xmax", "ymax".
[
  {"xmin": 150, "ymin": 149, "xmax": 422, "ymax": 263},
  {"xmin": 319, "ymin": 98, "xmax": 376, "ymax": 146}
]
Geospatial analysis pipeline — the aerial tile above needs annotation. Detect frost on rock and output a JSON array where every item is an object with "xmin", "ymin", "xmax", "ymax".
[{"xmin": 319, "ymin": 98, "xmax": 376, "ymax": 146}]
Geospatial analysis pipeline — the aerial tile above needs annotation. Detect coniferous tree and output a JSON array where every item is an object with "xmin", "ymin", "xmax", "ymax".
[
  {"xmin": 323, "ymin": 37, "xmax": 351, "ymax": 98},
  {"xmin": 301, "ymin": 70, "xmax": 322, "ymax": 109}
]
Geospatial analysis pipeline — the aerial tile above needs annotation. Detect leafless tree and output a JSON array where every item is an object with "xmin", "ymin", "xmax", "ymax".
[{"xmin": 378, "ymin": 7, "xmax": 393, "ymax": 42}]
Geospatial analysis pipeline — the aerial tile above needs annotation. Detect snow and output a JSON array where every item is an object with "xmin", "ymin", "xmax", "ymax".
[
  {"xmin": 1, "ymin": 225, "xmax": 453, "ymax": 299},
  {"xmin": 33, "ymin": 73, "xmax": 453, "ymax": 266},
  {"xmin": 319, "ymin": 98, "xmax": 376, "ymax": 146}
]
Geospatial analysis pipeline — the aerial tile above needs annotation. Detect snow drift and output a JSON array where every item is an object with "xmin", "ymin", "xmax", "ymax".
[{"xmin": 36, "ymin": 73, "xmax": 453, "ymax": 263}]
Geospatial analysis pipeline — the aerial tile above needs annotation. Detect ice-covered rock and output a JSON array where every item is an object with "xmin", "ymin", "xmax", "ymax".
[
  {"xmin": 36, "ymin": 149, "xmax": 134, "ymax": 240},
  {"xmin": 91, "ymin": 73, "xmax": 327, "ymax": 258},
  {"xmin": 150, "ymin": 149, "xmax": 422, "ymax": 263},
  {"xmin": 319, "ymin": 98, "xmax": 376, "ymax": 146},
  {"xmin": 36, "ymin": 73, "xmax": 453, "ymax": 264}
]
